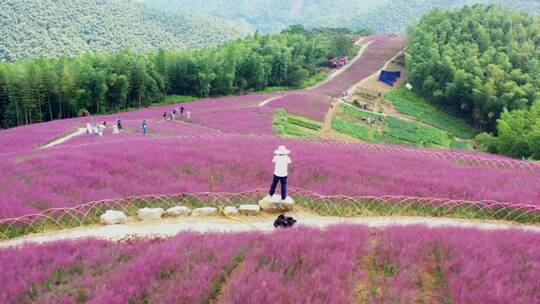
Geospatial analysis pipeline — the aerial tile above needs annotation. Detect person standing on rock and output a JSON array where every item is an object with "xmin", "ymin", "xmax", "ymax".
[{"xmin": 268, "ymin": 145, "xmax": 291, "ymax": 201}]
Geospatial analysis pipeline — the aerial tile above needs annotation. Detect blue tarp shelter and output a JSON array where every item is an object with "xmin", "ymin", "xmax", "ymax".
[{"xmin": 378, "ymin": 70, "xmax": 401, "ymax": 86}]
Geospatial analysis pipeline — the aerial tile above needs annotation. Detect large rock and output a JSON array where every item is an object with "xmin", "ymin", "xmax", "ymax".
[
  {"xmin": 258, "ymin": 195, "xmax": 295, "ymax": 212},
  {"xmin": 166, "ymin": 206, "xmax": 191, "ymax": 217},
  {"xmin": 223, "ymin": 206, "xmax": 239, "ymax": 216},
  {"xmin": 192, "ymin": 207, "xmax": 218, "ymax": 216},
  {"xmin": 100, "ymin": 210, "xmax": 127, "ymax": 225},
  {"xmin": 239, "ymin": 204, "xmax": 261, "ymax": 216},
  {"xmin": 137, "ymin": 207, "xmax": 164, "ymax": 221}
]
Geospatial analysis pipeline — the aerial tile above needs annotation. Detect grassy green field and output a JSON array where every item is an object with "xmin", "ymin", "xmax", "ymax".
[
  {"xmin": 334, "ymin": 104, "xmax": 470, "ymax": 149},
  {"xmin": 385, "ymin": 88, "xmax": 476, "ymax": 139},
  {"xmin": 158, "ymin": 95, "xmax": 198, "ymax": 105},
  {"xmin": 273, "ymin": 109, "xmax": 321, "ymax": 138},
  {"xmin": 301, "ymin": 71, "xmax": 328, "ymax": 88},
  {"xmin": 332, "ymin": 117, "xmax": 373, "ymax": 141}
]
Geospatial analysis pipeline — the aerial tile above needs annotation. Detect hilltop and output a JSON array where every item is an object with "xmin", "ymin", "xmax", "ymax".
[
  {"xmin": 143, "ymin": 0, "xmax": 540, "ymax": 33},
  {"xmin": 0, "ymin": 0, "xmax": 252, "ymax": 61}
]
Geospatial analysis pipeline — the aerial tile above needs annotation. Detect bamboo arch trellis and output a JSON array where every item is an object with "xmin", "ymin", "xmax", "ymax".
[{"xmin": 0, "ymin": 189, "xmax": 539, "ymax": 240}]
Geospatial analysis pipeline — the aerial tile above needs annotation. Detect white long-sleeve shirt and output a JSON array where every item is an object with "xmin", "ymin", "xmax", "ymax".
[{"xmin": 273, "ymin": 155, "xmax": 291, "ymax": 177}]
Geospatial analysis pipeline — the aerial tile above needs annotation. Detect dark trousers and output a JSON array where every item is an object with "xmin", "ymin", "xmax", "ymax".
[{"xmin": 269, "ymin": 175, "xmax": 288, "ymax": 200}]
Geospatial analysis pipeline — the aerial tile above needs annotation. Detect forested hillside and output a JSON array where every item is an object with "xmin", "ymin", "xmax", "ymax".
[
  {"xmin": 406, "ymin": 5, "xmax": 540, "ymax": 159},
  {"xmin": 143, "ymin": 0, "xmax": 540, "ymax": 33},
  {"xmin": 0, "ymin": 0, "xmax": 252, "ymax": 61},
  {"xmin": 0, "ymin": 28, "xmax": 355, "ymax": 128}
]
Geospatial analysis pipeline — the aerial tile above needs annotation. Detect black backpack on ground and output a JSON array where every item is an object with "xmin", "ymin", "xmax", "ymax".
[{"xmin": 273, "ymin": 214, "xmax": 297, "ymax": 228}]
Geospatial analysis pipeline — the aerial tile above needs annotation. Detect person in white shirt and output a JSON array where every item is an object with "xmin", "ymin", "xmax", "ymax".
[
  {"xmin": 86, "ymin": 123, "xmax": 93, "ymax": 134},
  {"xmin": 268, "ymin": 145, "xmax": 292, "ymax": 201}
]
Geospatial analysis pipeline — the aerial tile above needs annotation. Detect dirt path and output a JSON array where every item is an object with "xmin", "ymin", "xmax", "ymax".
[
  {"xmin": 310, "ymin": 39, "xmax": 372, "ymax": 91},
  {"xmin": 258, "ymin": 38, "xmax": 369, "ymax": 108},
  {"xmin": 258, "ymin": 96, "xmax": 283, "ymax": 107},
  {"xmin": 317, "ymin": 38, "xmax": 409, "ymax": 141},
  {"xmin": 346, "ymin": 47, "xmax": 408, "ymax": 98},
  {"xmin": 2, "ymin": 211, "xmax": 538, "ymax": 248},
  {"xmin": 321, "ymin": 101, "xmax": 338, "ymax": 136},
  {"xmin": 340, "ymin": 102, "xmax": 417, "ymax": 123},
  {"xmin": 40, "ymin": 127, "xmax": 86, "ymax": 149}
]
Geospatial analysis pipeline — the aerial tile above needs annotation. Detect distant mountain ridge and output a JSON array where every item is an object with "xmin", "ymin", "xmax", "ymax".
[
  {"xmin": 143, "ymin": 0, "xmax": 540, "ymax": 33},
  {"xmin": 0, "ymin": 0, "xmax": 252, "ymax": 61}
]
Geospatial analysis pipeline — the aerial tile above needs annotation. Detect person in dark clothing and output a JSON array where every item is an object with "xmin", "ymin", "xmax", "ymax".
[
  {"xmin": 273, "ymin": 214, "xmax": 297, "ymax": 228},
  {"xmin": 116, "ymin": 117, "xmax": 122, "ymax": 130},
  {"xmin": 180, "ymin": 106, "xmax": 184, "ymax": 114},
  {"xmin": 163, "ymin": 112, "xmax": 167, "ymax": 120},
  {"xmin": 142, "ymin": 120, "xmax": 148, "ymax": 134}
]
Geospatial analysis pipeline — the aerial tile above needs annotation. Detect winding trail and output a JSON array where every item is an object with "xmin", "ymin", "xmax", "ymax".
[
  {"xmin": 2, "ymin": 211, "xmax": 538, "ymax": 248},
  {"xmin": 346, "ymin": 45, "xmax": 408, "ymax": 98},
  {"xmin": 310, "ymin": 38, "xmax": 372, "ymax": 90},
  {"xmin": 258, "ymin": 96, "xmax": 282, "ymax": 107},
  {"xmin": 40, "ymin": 127, "xmax": 86, "ymax": 149},
  {"xmin": 258, "ymin": 37, "xmax": 370, "ymax": 108}
]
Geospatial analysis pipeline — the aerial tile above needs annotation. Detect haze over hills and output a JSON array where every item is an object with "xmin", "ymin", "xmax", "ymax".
[
  {"xmin": 3, "ymin": 0, "xmax": 539, "ymax": 61},
  {"xmin": 143, "ymin": 0, "xmax": 540, "ymax": 33},
  {"xmin": 0, "ymin": 0, "xmax": 252, "ymax": 61}
]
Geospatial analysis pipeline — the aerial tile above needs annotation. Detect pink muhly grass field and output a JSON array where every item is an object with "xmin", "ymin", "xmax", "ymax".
[
  {"xmin": 266, "ymin": 92, "xmax": 330, "ymax": 122},
  {"xmin": 0, "ymin": 225, "xmax": 538, "ymax": 303},
  {"xmin": 223, "ymin": 226, "xmax": 371, "ymax": 303},
  {"xmin": 0, "ymin": 93, "xmax": 275, "ymax": 155},
  {"xmin": 192, "ymin": 106, "xmax": 275, "ymax": 134},
  {"xmin": 311, "ymin": 34, "xmax": 408, "ymax": 97},
  {"xmin": 1, "ymin": 33, "xmax": 538, "ymax": 220},
  {"xmin": 369, "ymin": 226, "xmax": 540, "ymax": 304},
  {"xmin": 0, "ymin": 136, "xmax": 538, "ymax": 218},
  {"xmin": 0, "ymin": 119, "xmax": 83, "ymax": 154}
]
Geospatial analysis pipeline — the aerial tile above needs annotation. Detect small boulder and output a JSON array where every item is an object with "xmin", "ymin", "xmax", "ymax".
[
  {"xmin": 259, "ymin": 195, "xmax": 295, "ymax": 212},
  {"xmin": 222, "ymin": 206, "xmax": 239, "ymax": 216},
  {"xmin": 100, "ymin": 210, "xmax": 127, "ymax": 225},
  {"xmin": 137, "ymin": 207, "xmax": 164, "ymax": 221},
  {"xmin": 166, "ymin": 206, "xmax": 191, "ymax": 217},
  {"xmin": 239, "ymin": 204, "xmax": 261, "ymax": 216},
  {"xmin": 192, "ymin": 207, "xmax": 218, "ymax": 216}
]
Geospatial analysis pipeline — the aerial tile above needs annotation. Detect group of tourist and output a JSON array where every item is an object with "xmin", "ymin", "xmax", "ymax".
[
  {"xmin": 86, "ymin": 121, "xmax": 107, "ymax": 136},
  {"xmin": 163, "ymin": 106, "xmax": 190, "ymax": 122},
  {"xmin": 86, "ymin": 117, "xmax": 123, "ymax": 137},
  {"xmin": 84, "ymin": 105, "xmax": 195, "ymax": 137},
  {"xmin": 141, "ymin": 106, "xmax": 193, "ymax": 135},
  {"xmin": 341, "ymin": 91, "xmax": 351, "ymax": 101}
]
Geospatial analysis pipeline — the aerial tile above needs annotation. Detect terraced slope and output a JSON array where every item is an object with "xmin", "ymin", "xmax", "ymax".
[{"xmin": 1, "ymin": 34, "xmax": 539, "ymax": 220}]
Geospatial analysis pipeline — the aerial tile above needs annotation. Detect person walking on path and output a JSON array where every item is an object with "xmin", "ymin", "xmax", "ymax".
[
  {"xmin": 163, "ymin": 112, "xmax": 167, "ymax": 121},
  {"xmin": 142, "ymin": 120, "xmax": 148, "ymax": 135},
  {"xmin": 268, "ymin": 145, "xmax": 292, "ymax": 201},
  {"xmin": 96, "ymin": 122, "xmax": 105, "ymax": 137},
  {"xmin": 116, "ymin": 117, "xmax": 122, "ymax": 130}
]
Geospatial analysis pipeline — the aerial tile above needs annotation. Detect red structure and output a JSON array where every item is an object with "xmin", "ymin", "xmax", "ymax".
[{"xmin": 330, "ymin": 56, "xmax": 348, "ymax": 68}]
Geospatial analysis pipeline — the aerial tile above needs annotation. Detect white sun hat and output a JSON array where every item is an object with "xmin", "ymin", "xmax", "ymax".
[{"xmin": 274, "ymin": 145, "xmax": 290, "ymax": 155}]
